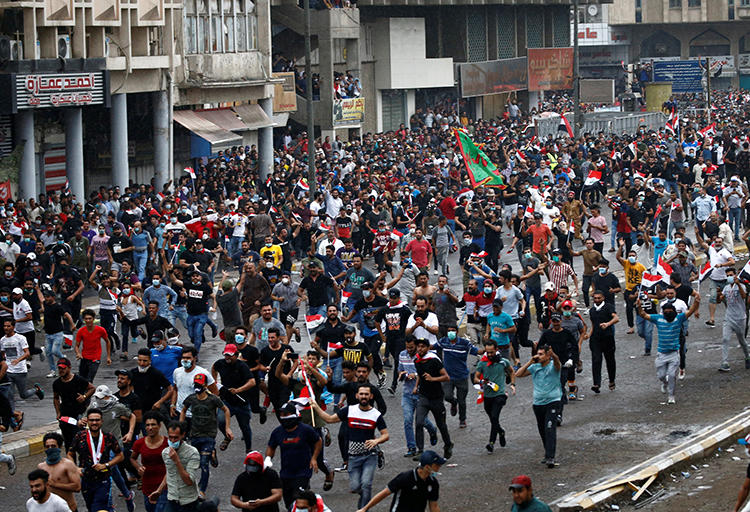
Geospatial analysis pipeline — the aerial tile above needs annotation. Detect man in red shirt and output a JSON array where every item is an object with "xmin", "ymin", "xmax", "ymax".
[
  {"xmin": 404, "ymin": 229, "xmax": 433, "ymax": 271},
  {"xmin": 523, "ymin": 213, "xmax": 552, "ymax": 263},
  {"xmin": 74, "ymin": 308, "xmax": 111, "ymax": 382},
  {"xmin": 439, "ymin": 195, "xmax": 457, "ymax": 231}
]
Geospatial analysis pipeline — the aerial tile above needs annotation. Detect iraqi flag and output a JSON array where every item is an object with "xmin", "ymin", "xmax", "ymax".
[
  {"xmin": 665, "ymin": 108, "xmax": 678, "ymax": 135},
  {"xmin": 524, "ymin": 205, "xmax": 535, "ymax": 218},
  {"xmin": 457, "ymin": 188, "xmax": 474, "ymax": 202},
  {"xmin": 184, "ymin": 167, "xmax": 196, "ymax": 179},
  {"xmin": 559, "ymin": 114, "xmax": 575, "ymax": 138},
  {"xmin": 515, "ymin": 149, "xmax": 527, "ymax": 163},
  {"xmin": 698, "ymin": 123, "xmax": 716, "ymax": 139},
  {"xmin": 641, "ymin": 271, "xmax": 664, "ymax": 291},
  {"xmin": 656, "ymin": 257, "xmax": 672, "ymax": 282},
  {"xmin": 739, "ymin": 259, "xmax": 750, "ymax": 283},
  {"xmin": 341, "ymin": 290, "xmax": 352, "ymax": 304},
  {"xmin": 305, "ymin": 314, "xmax": 326, "ymax": 334},
  {"xmin": 627, "ymin": 142, "xmax": 637, "ymax": 158},
  {"xmin": 584, "ymin": 169, "xmax": 602, "ymax": 187},
  {"xmin": 699, "ymin": 260, "xmax": 713, "ymax": 283},
  {"xmin": 296, "ymin": 179, "xmax": 310, "ymax": 192}
]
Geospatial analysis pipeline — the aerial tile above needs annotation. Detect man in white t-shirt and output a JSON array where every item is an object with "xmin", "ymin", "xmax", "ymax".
[
  {"xmin": 26, "ymin": 468, "xmax": 72, "ymax": 512},
  {"xmin": 697, "ymin": 233, "xmax": 735, "ymax": 327},
  {"xmin": 405, "ymin": 297, "xmax": 440, "ymax": 345},
  {"xmin": 170, "ymin": 346, "xmax": 218, "ymax": 418},
  {"xmin": 11, "ymin": 288, "xmax": 39, "ymax": 360},
  {"xmin": 0, "ymin": 318, "xmax": 44, "ymax": 410}
]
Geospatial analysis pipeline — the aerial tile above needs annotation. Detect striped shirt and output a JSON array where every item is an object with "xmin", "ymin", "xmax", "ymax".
[
  {"xmin": 648, "ymin": 313, "xmax": 686, "ymax": 353},
  {"xmin": 336, "ymin": 404, "xmax": 386, "ymax": 456},
  {"xmin": 548, "ymin": 262, "xmax": 575, "ymax": 292}
]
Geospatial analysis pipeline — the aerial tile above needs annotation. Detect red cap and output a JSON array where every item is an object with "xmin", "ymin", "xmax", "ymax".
[
  {"xmin": 561, "ymin": 300, "xmax": 574, "ymax": 309},
  {"xmin": 193, "ymin": 373, "xmax": 208, "ymax": 386},
  {"xmin": 509, "ymin": 475, "xmax": 532, "ymax": 490},
  {"xmin": 244, "ymin": 451, "xmax": 264, "ymax": 467},
  {"xmin": 223, "ymin": 343, "xmax": 238, "ymax": 356}
]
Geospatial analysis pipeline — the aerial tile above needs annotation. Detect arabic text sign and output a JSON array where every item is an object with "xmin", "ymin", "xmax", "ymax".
[
  {"xmin": 527, "ymin": 48, "xmax": 574, "ymax": 92},
  {"xmin": 652, "ymin": 60, "xmax": 702, "ymax": 94},
  {"xmin": 333, "ymin": 97, "xmax": 364, "ymax": 125},
  {"xmin": 459, "ymin": 58, "xmax": 528, "ymax": 97},
  {"xmin": 16, "ymin": 72, "xmax": 107, "ymax": 109}
]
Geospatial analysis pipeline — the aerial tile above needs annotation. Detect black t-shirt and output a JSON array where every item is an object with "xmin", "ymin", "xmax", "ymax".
[
  {"xmin": 231, "ymin": 469, "xmax": 282, "ymax": 512},
  {"xmin": 129, "ymin": 367, "xmax": 170, "ymax": 411},
  {"xmin": 374, "ymin": 305, "xmax": 412, "ymax": 343},
  {"xmin": 589, "ymin": 302, "xmax": 617, "ymax": 336},
  {"xmin": 592, "ymin": 272, "xmax": 621, "ymax": 306},
  {"xmin": 55, "ymin": 267, "xmax": 82, "ymax": 302},
  {"xmin": 108, "ymin": 235, "xmax": 134, "ymax": 263},
  {"xmin": 414, "ymin": 354, "xmax": 445, "ymax": 399},
  {"xmin": 675, "ymin": 284, "xmax": 693, "ymax": 304},
  {"xmin": 115, "ymin": 390, "xmax": 142, "ymax": 435},
  {"xmin": 184, "ymin": 281, "xmax": 212, "ymax": 315},
  {"xmin": 43, "ymin": 302, "xmax": 66, "ymax": 334},
  {"xmin": 538, "ymin": 328, "xmax": 577, "ymax": 362},
  {"xmin": 299, "ymin": 275, "xmax": 334, "ymax": 307},
  {"xmin": 315, "ymin": 320, "xmax": 346, "ymax": 351},
  {"xmin": 182, "ymin": 250, "xmax": 213, "ymax": 273},
  {"xmin": 52, "ymin": 374, "xmax": 91, "ymax": 417},
  {"xmin": 352, "ymin": 296, "xmax": 388, "ymax": 332},
  {"xmin": 260, "ymin": 344, "xmax": 295, "ymax": 392},
  {"xmin": 238, "ymin": 344, "xmax": 260, "ymax": 371},
  {"xmin": 334, "ymin": 341, "xmax": 371, "ymax": 365},
  {"xmin": 212, "ymin": 358, "xmax": 255, "ymax": 405},
  {"xmin": 388, "ymin": 469, "xmax": 439, "ymax": 512}
]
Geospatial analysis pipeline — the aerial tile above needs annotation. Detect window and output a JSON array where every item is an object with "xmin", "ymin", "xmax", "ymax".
[
  {"xmin": 688, "ymin": 0, "xmax": 700, "ymax": 6},
  {"xmin": 729, "ymin": 0, "xmax": 735, "ymax": 19},
  {"xmin": 635, "ymin": 0, "xmax": 642, "ymax": 22},
  {"xmin": 742, "ymin": 0, "xmax": 750, "ymax": 6},
  {"xmin": 183, "ymin": 0, "xmax": 256, "ymax": 54},
  {"xmin": 669, "ymin": 0, "xmax": 681, "ymax": 8}
]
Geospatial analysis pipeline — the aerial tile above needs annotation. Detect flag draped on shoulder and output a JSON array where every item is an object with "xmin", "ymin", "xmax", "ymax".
[{"xmin": 454, "ymin": 129, "xmax": 506, "ymax": 189}]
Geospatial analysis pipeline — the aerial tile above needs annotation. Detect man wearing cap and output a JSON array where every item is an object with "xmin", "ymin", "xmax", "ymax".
[
  {"xmin": 211, "ymin": 343, "xmax": 255, "ymax": 453},
  {"xmin": 298, "ymin": 260, "xmax": 338, "ymax": 317},
  {"xmin": 724, "ymin": 176, "xmax": 746, "ymax": 241},
  {"xmin": 375, "ymin": 288, "xmax": 412, "ymax": 394},
  {"xmin": 346, "ymin": 281, "xmax": 388, "ymax": 386},
  {"xmin": 107, "ymin": 224, "xmax": 134, "ymax": 272},
  {"xmin": 230, "ymin": 450, "xmax": 283, "ymax": 512},
  {"xmin": 179, "ymin": 372, "xmax": 231, "ymax": 496},
  {"xmin": 509, "ymin": 475, "xmax": 552, "ymax": 511},
  {"xmin": 548, "ymin": 249, "xmax": 578, "ymax": 295},
  {"xmin": 356, "ymin": 449, "xmax": 443, "ymax": 512}
]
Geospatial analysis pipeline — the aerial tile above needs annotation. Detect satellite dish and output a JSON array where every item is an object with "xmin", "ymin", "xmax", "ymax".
[{"xmin": 588, "ymin": 5, "xmax": 598, "ymax": 16}]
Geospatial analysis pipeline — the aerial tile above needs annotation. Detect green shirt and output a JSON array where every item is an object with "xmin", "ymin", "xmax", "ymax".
[
  {"xmin": 512, "ymin": 497, "xmax": 553, "ymax": 512},
  {"xmin": 162, "ymin": 442, "xmax": 200, "ymax": 505},
  {"xmin": 182, "ymin": 393, "xmax": 224, "ymax": 438},
  {"xmin": 528, "ymin": 362, "xmax": 562, "ymax": 406},
  {"xmin": 476, "ymin": 357, "xmax": 511, "ymax": 397}
]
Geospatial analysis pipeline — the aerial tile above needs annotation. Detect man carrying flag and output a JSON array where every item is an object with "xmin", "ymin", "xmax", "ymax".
[
  {"xmin": 695, "ymin": 231, "xmax": 735, "ymax": 328},
  {"xmin": 453, "ymin": 129, "xmax": 506, "ymax": 189}
]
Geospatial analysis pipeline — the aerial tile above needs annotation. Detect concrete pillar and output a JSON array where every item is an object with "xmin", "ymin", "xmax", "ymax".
[
  {"xmin": 319, "ymin": 35, "xmax": 335, "ymax": 133},
  {"xmin": 15, "ymin": 111, "xmax": 36, "ymax": 201},
  {"xmin": 258, "ymin": 97, "xmax": 273, "ymax": 181},
  {"xmin": 111, "ymin": 93, "xmax": 129, "ymax": 191},
  {"xmin": 153, "ymin": 91, "xmax": 169, "ymax": 190},
  {"xmin": 64, "ymin": 108, "xmax": 85, "ymax": 202}
]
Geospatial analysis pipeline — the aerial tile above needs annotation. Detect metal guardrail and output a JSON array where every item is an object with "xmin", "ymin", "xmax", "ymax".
[{"xmin": 534, "ymin": 112, "xmax": 667, "ymax": 139}]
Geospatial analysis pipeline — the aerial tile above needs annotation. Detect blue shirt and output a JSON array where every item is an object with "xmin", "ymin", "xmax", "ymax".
[
  {"xmin": 130, "ymin": 231, "xmax": 151, "ymax": 250},
  {"xmin": 651, "ymin": 237, "xmax": 673, "ymax": 267},
  {"xmin": 648, "ymin": 312, "xmax": 686, "ymax": 353},
  {"xmin": 150, "ymin": 346, "xmax": 182, "ymax": 384},
  {"xmin": 397, "ymin": 349, "xmax": 418, "ymax": 394},
  {"xmin": 486, "ymin": 312, "xmax": 515, "ymax": 346},
  {"xmin": 433, "ymin": 337, "xmax": 479, "ymax": 380},
  {"xmin": 528, "ymin": 362, "xmax": 562, "ymax": 405},
  {"xmin": 143, "ymin": 284, "xmax": 178, "ymax": 317}
]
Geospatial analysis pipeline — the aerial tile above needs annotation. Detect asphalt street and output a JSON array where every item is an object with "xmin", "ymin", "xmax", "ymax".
[{"xmin": 3, "ymin": 223, "xmax": 750, "ymax": 512}]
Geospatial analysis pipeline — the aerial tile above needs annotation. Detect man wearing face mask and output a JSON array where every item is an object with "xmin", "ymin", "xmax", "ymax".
[
  {"xmin": 143, "ymin": 271, "xmax": 178, "ymax": 320},
  {"xmin": 131, "ymin": 347, "xmax": 174, "ymax": 412},
  {"xmin": 616, "ymin": 241, "xmax": 646, "ymax": 335},
  {"xmin": 271, "ymin": 271, "xmax": 302, "ymax": 343},
  {"xmin": 716, "ymin": 267, "xmax": 749, "ymax": 372},
  {"xmin": 212, "ymin": 344, "xmax": 255, "ymax": 453},
  {"xmin": 148, "ymin": 331, "xmax": 183, "ymax": 386},
  {"xmin": 37, "ymin": 432, "xmax": 80, "ymax": 511},
  {"xmin": 434, "ymin": 323, "xmax": 481, "ymax": 429},
  {"xmin": 148, "ymin": 420, "xmax": 200, "ymax": 510},
  {"xmin": 170, "ymin": 347, "xmax": 219, "ymax": 422},
  {"xmin": 591, "ymin": 259, "xmax": 621, "ymax": 310},
  {"xmin": 638, "ymin": 293, "xmax": 699, "ymax": 404},
  {"xmin": 230, "ymin": 451, "xmax": 282, "ymax": 512}
]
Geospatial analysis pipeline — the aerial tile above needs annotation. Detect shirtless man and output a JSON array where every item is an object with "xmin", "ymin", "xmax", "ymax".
[
  {"xmin": 412, "ymin": 271, "xmax": 437, "ymax": 304},
  {"xmin": 37, "ymin": 432, "xmax": 80, "ymax": 511}
]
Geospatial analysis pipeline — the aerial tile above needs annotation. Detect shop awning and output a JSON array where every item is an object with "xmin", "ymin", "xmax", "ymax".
[
  {"xmin": 173, "ymin": 110, "xmax": 242, "ymax": 152},
  {"xmin": 194, "ymin": 108, "xmax": 248, "ymax": 132},
  {"xmin": 232, "ymin": 104, "xmax": 276, "ymax": 130},
  {"xmin": 271, "ymin": 113, "xmax": 289, "ymax": 127}
]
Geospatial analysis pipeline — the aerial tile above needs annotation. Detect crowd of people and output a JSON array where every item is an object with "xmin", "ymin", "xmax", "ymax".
[{"xmin": 4, "ymin": 88, "xmax": 750, "ymax": 512}]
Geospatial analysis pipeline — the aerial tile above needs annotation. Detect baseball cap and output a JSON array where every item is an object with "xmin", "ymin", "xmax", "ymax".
[
  {"xmin": 509, "ymin": 475, "xmax": 532, "ymax": 490},
  {"xmin": 561, "ymin": 300, "xmax": 574, "ymax": 309},
  {"xmin": 551, "ymin": 248, "xmax": 562, "ymax": 255},
  {"xmin": 550, "ymin": 313, "xmax": 562, "ymax": 322},
  {"xmin": 279, "ymin": 402, "xmax": 299, "ymax": 419},
  {"xmin": 361, "ymin": 281, "xmax": 374, "ymax": 290},
  {"xmin": 419, "ymin": 450, "xmax": 446, "ymax": 467},
  {"xmin": 114, "ymin": 369, "xmax": 130, "ymax": 376},
  {"xmin": 223, "ymin": 343, "xmax": 238, "ymax": 356},
  {"xmin": 388, "ymin": 288, "xmax": 401, "ymax": 298},
  {"xmin": 151, "ymin": 330, "xmax": 166, "ymax": 343},
  {"xmin": 56, "ymin": 357, "xmax": 71, "ymax": 368},
  {"xmin": 193, "ymin": 374, "xmax": 208, "ymax": 386},
  {"xmin": 544, "ymin": 282, "xmax": 555, "ymax": 292},
  {"xmin": 533, "ymin": 212, "xmax": 543, "ymax": 219},
  {"xmin": 94, "ymin": 385, "xmax": 113, "ymax": 399},
  {"xmin": 492, "ymin": 299, "xmax": 504, "ymax": 307},
  {"xmin": 344, "ymin": 324, "xmax": 356, "ymax": 334},
  {"xmin": 11, "ymin": 287, "xmax": 22, "ymax": 295}
]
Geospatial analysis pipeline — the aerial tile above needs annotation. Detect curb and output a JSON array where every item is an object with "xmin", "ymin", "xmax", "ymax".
[{"xmin": 2, "ymin": 422, "xmax": 60, "ymax": 461}]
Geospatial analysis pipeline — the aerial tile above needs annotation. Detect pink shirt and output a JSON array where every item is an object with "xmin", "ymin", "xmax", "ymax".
[
  {"xmin": 405, "ymin": 239, "xmax": 433, "ymax": 268},
  {"xmin": 588, "ymin": 215, "xmax": 607, "ymax": 243}
]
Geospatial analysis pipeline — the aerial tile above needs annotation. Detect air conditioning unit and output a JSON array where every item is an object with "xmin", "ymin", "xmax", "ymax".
[
  {"xmin": 0, "ymin": 37, "xmax": 23, "ymax": 60},
  {"xmin": 57, "ymin": 34, "xmax": 71, "ymax": 58}
]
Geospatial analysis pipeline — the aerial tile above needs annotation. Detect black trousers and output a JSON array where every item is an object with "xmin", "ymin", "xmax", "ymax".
[
  {"xmin": 533, "ymin": 400, "xmax": 561, "ymax": 460},
  {"xmin": 624, "ymin": 290, "xmax": 637, "ymax": 328},
  {"xmin": 364, "ymin": 335, "xmax": 383, "ymax": 373},
  {"xmin": 483, "ymin": 394, "xmax": 507, "ymax": 444},
  {"xmin": 582, "ymin": 275, "xmax": 594, "ymax": 308},
  {"xmin": 415, "ymin": 395, "xmax": 451, "ymax": 450},
  {"xmin": 281, "ymin": 477, "xmax": 310, "ymax": 510},
  {"xmin": 590, "ymin": 334, "xmax": 616, "ymax": 387}
]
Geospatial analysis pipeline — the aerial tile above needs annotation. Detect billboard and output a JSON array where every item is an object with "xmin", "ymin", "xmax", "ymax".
[
  {"xmin": 272, "ymin": 72, "xmax": 297, "ymax": 113},
  {"xmin": 459, "ymin": 58, "xmax": 528, "ymax": 97},
  {"xmin": 580, "ymin": 79, "xmax": 615, "ymax": 104},
  {"xmin": 333, "ymin": 97, "xmax": 364, "ymax": 125},
  {"xmin": 15, "ymin": 72, "xmax": 109, "ymax": 110},
  {"xmin": 527, "ymin": 48, "xmax": 574, "ymax": 91},
  {"xmin": 652, "ymin": 60, "xmax": 703, "ymax": 94}
]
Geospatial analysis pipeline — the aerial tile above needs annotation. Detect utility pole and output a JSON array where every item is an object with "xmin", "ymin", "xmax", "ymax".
[
  {"xmin": 705, "ymin": 57, "xmax": 711, "ymax": 125},
  {"xmin": 572, "ymin": 0, "xmax": 581, "ymax": 139},
  {"xmin": 304, "ymin": 0, "xmax": 317, "ymax": 195}
]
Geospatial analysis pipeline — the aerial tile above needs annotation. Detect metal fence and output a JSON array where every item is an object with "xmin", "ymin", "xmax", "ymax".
[{"xmin": 534, "ymin": 112, "xmax": 667, "ymax": 139}]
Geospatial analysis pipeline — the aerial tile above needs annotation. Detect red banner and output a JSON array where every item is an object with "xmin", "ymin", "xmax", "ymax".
[
  {"xmin": 0, "ymin": 180, "xmax": 11, "ymax": 201},
  {"xmin": 527, "ymin": 48, "xmax": 574, "ymax": 92}
]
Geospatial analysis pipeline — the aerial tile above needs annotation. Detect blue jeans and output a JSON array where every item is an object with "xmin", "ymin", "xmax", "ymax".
[
  {"xmin": 133, "ymin": 250, "xmax": 148, "ymax": 280},
  {"xmin": 323, "ymin": 357, "xmax": 343, "ymax": 404},
  {"xmin": 230, "ymin": 236, "xmax": 244, "ymax": 257},
  {"xmin": 636, "ymin": 314, "xmax": 653, "ymax": 353},
  {"xmin": 144, "ymin": 490, "xmax": 167, "ymax": 512},
  {"xmin": 170, "ymin": 306, "xmax": 188, "ymax": 330},
  {"xmin": 189, "ymin": 436, "xmax": 215, "ymax": 493},
  {"xmin": 186, "ymin": 313, "xmax": 208, "ymax": 352},
  {"xmin": 730, "ymin": 207, "xmax": 742, "ymax": 239},
  {"xmin": 348, "ymin": 453, "xmax": 378, "ymax": 508},
  {"xmin": 472, "ymin": 236, "xmax": 485, "ymax": 250},
  {"xmin": 402, "ymin": 392, "xmax": 436, "ymax": 451},
  {"xmin": 307, "ymin": 305, "xmax": 327, "ymax": 317},
  {"xmin": 45, "ymin": 332, "xmax": 64, "ymax": 371},
  {"xmin": 218, "ymin": 402, "xmax": 253, "ymax": 452},
  {"xmin": 611, "ymin": 219, "xmax": 618, "ymax": 249},
  {"xmin": 82, "ymin": 478, "xmax": 112, "ymax": 512}
]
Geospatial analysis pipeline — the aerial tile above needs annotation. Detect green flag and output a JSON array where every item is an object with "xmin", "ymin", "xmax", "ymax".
[{"xmin": 453, "ymin": 129, "xmax": 506, "ymax": 189}]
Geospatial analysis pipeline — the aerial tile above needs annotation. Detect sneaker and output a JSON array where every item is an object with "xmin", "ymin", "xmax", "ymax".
[
  {"xmin": 411, "ymin": 450, "xmax": 423, "ymax": 462},
  {"xmin": 7, "ymin": 454, "xmax": 16, "ymax": 475},
  {"xmin": 377, "ymin": 372, "xmax": 387, "ymax": 388},
  {"xmin": 499, "ymin": 428, "xmax": 506, "ymax": 447},
  {"xmin": 667, "ymin": 396, "xmax": 676, "ymax": 404},
  {"xmin": 443, "ymin": 443, "xmax": 453, "ymax": 460},
  {"xmin": 39, "ymin": 348, "xmax": 45, "ymax": 362},
  {"xmin": 34, "ymin": 384, "xmax": 44, "ymax": 400},
  {"xmin": 429, "ymin": 430, "xmax": 438, "ymax": 446},
  {"xmin": 678, "ymin": 369, "xmax": 685, "ymax": 380},
  {"xmin": 259, "ymin": 407, "xmax": 267, "ymax": 424},
  {"xmin": 210, "ymin": 324, "xmax": 218, "ymax": 338},
  {"xmin": 433, "ymin": 269, "xmax": 439, "ymax": 275},
  {"xmin": 719, "ymin": 363, "xmax": 731, "ymax": 372},
  {"xmin": 124, "ymin": 490, "xmax": 136, "ymax": 512},
  {"xmin": 486, "ymin": 443, "xmax": 494, "ymax": 453},
  {"xmin": 661, "ymin": 381, "xmax": 667, "ymax": 393},
  {"xmin": 46, "ymin": 371, "xmax": 57, "ymax": 378},
  {"xmin": 450, "ymin": 401, "xmax": 458, "ymax": 417},
  {"xmin": 705, "ymin": 320, "xmax": 716, "ymax": 328},
  {"xmin": 387, "ymin": 386, "xmax": 396, "ymax": 396},
  {"xmin": 377, "ymin": 450, "xmax": 385, "ymax": 469},
  {"xmin": 546, "ymin": 458, "xmax": 558, "ymax": 468},
  {"xmin": 459, "ymin": 420, "xmax": 467, "ymax": 428},
  {"xmin": 556, "ymin": 415, "xmax": 563, "ymax": 426},
  {"xmin": 404, "ymin": 449, "xmax": 417, "ymax": 458},
  {"xmin": 334, "ymin": 463, "xmax": 348, "ymax": 472},
  {"xmin": 745, "ymin": 359, "xmax": 750, "ymax": 370}
]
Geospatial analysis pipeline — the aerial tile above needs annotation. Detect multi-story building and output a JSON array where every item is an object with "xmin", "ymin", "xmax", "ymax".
[
  {"xmin": 610, "ymin": 0, "xmax": 750, "ymax": 89},
  {"xmin": 0, "ymin": 0, "xmax": 276, "ymax": 201}
]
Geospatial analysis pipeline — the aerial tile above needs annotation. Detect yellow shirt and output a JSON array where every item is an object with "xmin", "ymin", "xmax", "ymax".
[
  {"xmin": 623, "ymin": 260, "xmax": 646, "ymax": 291},
  {"xmin": 259, "ymin": 244, "xmax": 283, "ymax": 266}
]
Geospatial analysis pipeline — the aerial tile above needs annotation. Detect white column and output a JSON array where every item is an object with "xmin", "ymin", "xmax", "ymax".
[
  {"xmin": 65, "ymin": 108, "xmax": 85, "ymax": 202},
  {"xmin": 15, "ymin": 111, "xmax": 36, "ymax": 201},
  {"xmin": 258, "ymin": 97, "xmax": 273, "ymax": 181},
  {"xmin": 153, "ymin": 91, "xmax": 169, "ymax": 190},
  {"xmin": 110, "ymin": 93, "xmax": 129, "ymax": 191}
]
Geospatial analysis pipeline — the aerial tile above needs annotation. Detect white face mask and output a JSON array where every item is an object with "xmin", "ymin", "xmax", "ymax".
[
  {"xmin": 281, "ymin": 277, "xmax": 290, "ymax": 285},
  {"xmin": 266, "ymin": 261, "xmax": 273, "ymax": 269}
]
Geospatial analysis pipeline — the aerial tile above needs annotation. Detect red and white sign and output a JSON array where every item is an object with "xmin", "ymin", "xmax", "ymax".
[{"xmin": 16, "ymin": 72, "xmax": 107, "ymax": 110}]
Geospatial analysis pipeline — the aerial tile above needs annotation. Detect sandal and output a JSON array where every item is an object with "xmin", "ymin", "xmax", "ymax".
[
  {"xmin": 323, "ymin": 473, "xmax": 334, "ymax": 491},
  {"xmin": 210, "ymin": 449, "xmax": 218, "ymax": 468},
  {"xmin": 609, "ymin": 381, "xmax": 616, "ymax": 391},
  {"xmin": 219, "ymin": 437, "xmax": 232, "ymax": 451},
  {"xmin": 14, "ymin": 411, "xmax": 24, "ymax": 431}
]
